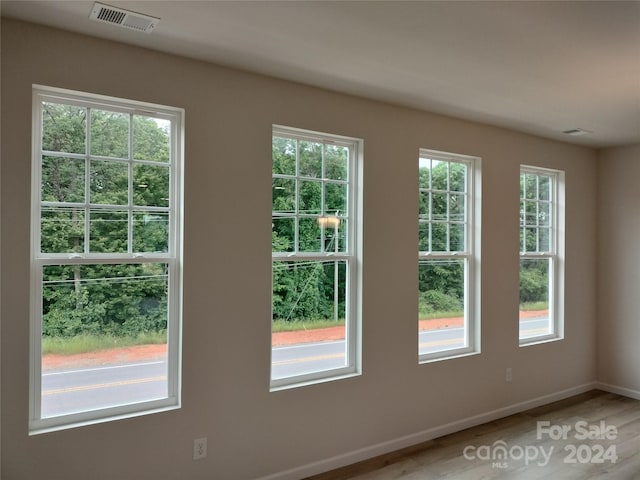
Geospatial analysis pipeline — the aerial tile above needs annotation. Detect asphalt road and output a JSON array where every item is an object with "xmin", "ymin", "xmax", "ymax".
[
  {"xmin": 42, "ymin": 360, "xmax": 168, "ymax": 418},
  {"xmin": 42, "ymin": 317, "xmax": 550, "ymax": 417}
]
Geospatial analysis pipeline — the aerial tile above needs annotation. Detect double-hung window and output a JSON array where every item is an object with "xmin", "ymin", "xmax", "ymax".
[
  {"xmin": 519, "ymin": 166, "xmax": 564, "ymax": 344},
  {"xmin": 271, "ymin": 126, "xmax": 361, "ymax": 389},
  {"xmin": 418, "ymin": 150, "xmax": 480, "ymax": 361},
  {"xmin": 31, "ymin": 86, "xmax": 183, "ymax": 432}
]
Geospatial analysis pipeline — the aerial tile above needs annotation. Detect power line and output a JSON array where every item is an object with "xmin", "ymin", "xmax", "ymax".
[{"xmin": 43, "ymin": 273, "xmax": 167, "ymax": 285}]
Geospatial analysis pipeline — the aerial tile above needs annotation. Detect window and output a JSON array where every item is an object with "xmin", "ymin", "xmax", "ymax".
[
  {"xmin": 418, "ymin": 150, "xmax": 480, "ymax": 361},
  {"xmin": 30, "ymin": 86, "xmax": 183, "ymax": 432},
  {"xmin": 271, "ymin": 126, "xmax": 361, "ymax": 389},
  {"xmin": 519, "ymin": 166, "xmax": 564, "ymax": 344}
]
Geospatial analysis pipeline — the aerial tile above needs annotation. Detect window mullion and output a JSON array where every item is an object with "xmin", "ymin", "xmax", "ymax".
[
  {"xmin": 321, "ymin": 144, "xmax": 327, "ymax": 253},
  {"xmin": 428, "ymin": 191, "xmax": 433, "ymax": 252},
  {"xmin": 85, "ymin": 108, "xmax": 92, "ymax": 256},
  {"xmin": 128, "ymin": 112, "xmax": 134, "ymax": 255},
  {"xmin": 294, "ymin": 140, "xmax": 300, "ymax": 254}
]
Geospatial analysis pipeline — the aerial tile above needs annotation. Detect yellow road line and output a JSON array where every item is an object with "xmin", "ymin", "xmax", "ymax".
[
  {"xmin": 273, "ymin": 353, "xmax": 344, "ymax": 366},
  {"xmin": 43, "ymin": 375, "xmax": 166, "ymax": 396},
  {"xmin": 520, "ymin": 328, "xmax": 551, "ymax": 336},
  {"xmin": 418, "ymin": 338, "xmax": 463, "ymax": 348},
  {"xmin": 277, "ymin": 338, "xmax": 466, "ymax": 365},
  {"xmin": 418, "ymin": 328, "xmax": 550, "ymax": 348}
]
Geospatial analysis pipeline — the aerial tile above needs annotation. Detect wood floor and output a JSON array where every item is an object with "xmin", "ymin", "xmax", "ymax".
[{"xmin": 306, "ymin": 390, "xmax": 640, "ymax": 480}]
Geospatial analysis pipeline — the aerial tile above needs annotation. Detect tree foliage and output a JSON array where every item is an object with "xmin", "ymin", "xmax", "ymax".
[
  {"xmin": 418, "ymin": 161, "xmax": 466, "ymax": 316},
  {"xmin": 41, "ymin": 104, "xmax": 171, "ymax": 338},
  {"xmin": 271, "ymin": 137, "xmax": 347, "ymax": 322},
  {"xmin": 41, "ymin": 106, "xmax": 549, "ymax": 337}
]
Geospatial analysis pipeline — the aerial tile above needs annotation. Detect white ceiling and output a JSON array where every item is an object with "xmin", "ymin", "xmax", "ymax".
[{"xmin": 3, "ymin": 0, "xmax": 639, "ymax": 148}]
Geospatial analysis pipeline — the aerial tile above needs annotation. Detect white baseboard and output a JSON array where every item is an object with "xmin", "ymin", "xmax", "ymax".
[
  {"xmin": 596, "ymin": 382, "xmax": 640, "ymax": 400},
  {"xmin": 256, "ymin": 382, "xmax": 597, "ymax": 480}
]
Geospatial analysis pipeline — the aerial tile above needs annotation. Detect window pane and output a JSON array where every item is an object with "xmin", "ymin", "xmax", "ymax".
[
  {"xmin": 418, "ymin": 158, "xmax": 431, "ymax": 188},
  {"xmin": 133, "ymin": 116, "xmax": 170, "ymax": 163},
  {"xmin": 272, "ymin": 217, "xmax": 295, "ymax": 253},
  {"xmin": 320, "ymin": 217, "xmax": 345, "ymax": 253},
  {"xmin": 538, "ymin": 227, "xmax": 551, "ymax": 252},
  {"xmin": 519, "ymin": 258, "xmax": 551, "ymax": 339},
  {"xmin": 325, "ymin": 182, "xmax": 347, "ymax": 214},
  {"xmin": 272, "ymin": 136, "xmax": 297, "ymax": 176},
  {"xmin": 133, "ymin": 212, "xmax": 169, "ymax": 253},
  {"xmin": 42, "ymin": 103, "xmax": 86, "ymax": 154},
  {"xmin": 418, "ymin": 222, "xmax": 429, "ymax": 251},
  {"xmin": 298, "ymin": 217, "xmax": 321, "ymax": 252},
  {"xmin": 325, "ymin": 145, "xmax": 348, "ymax": 181},
  {"xmin": 449, "ymin": 193, "xmax": 465, "ymax": 222},
  {"xmin": 299, "ymin": 180, "xmax": 322, "ymax": 215},
  {"xmin": 90, "ymin": 160, "xmax": 128, "ymax": 205},
  {"xmin": 524, "ymin": 173, "xmax": 537, "ymax": 200},
  {"xmin": 538, "ymin": 202, "xmax": 550, "ymax": 226},
  {"xmin": 41, "ymin": 263, "xmax": 168, "ymax": 418},
  {"xmin": 431, "ymin": 160, "xmax": 447, "ymax": 190},
  {"xmin": 449, "ymin": 163, "xmax": 467, "ymax": 192},
  {"xmin": 133, "ymin": 164, "xmax": 169, "ymax": 208},
  {"xmin": 524, "ymin": 227, "xmax": 537, "ymax": 252},
  {"xmin": 336, "ymin": 218, "xmax": 348, "ymax": 253},
  {"xmin": 90, "ymin": 109, "xmax": 129, "ymax": 159},
  {"xmin": 431, "ymin": 192, "xmax": 447, "ymax": 221},
  {"xmin": 419, "ymin": 191, "xmax": 430, "ymax": 221},
  {"xmin": 525, "ymin": 200, "xmax": 537, "ymax": 226},
  {"xmin": 272, "ymin": 260, "xmax": 347, "ymax": 380},
  {"xmin": 272, "ymin": 178, "xmax": 296, "ymax": 214},
  {"xmin": 89, "ymin": 209, "xmax": 128, "ymax": 253},
  {"xmin": 449, "ymin": 223, "xmax": 465, "ymax": 252},
  {"xmin": 42, "ymin": 156, "xmax": 85, "ymax": 203},
  {"xmin": 299, "ymin": 141, "xmax": 322, "ymax": 177},
  {"xmin": 538, "ymin": 176, "xmax": 550, "ymax": 200},
  {"xmin": 418, "ymin": 259, "xmax": 465, "ymax": 356},
  {"xmin": 431, "ymin": 223, "xmax": 447, "ymax": 251},
  {"xmin": 41, "ymin": 206, "xmax": 85, "ymax": 254}
]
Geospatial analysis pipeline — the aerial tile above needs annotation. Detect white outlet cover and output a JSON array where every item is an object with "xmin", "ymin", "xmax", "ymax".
[{"xmin": 193, "ymin": 437, "xmax": 207, "ymax": 460}]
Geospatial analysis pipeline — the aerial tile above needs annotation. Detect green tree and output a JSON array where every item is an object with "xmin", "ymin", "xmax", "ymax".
[
  {"xmin": 418, "ymin": 161, "xmax": 466, "ymax": 315},
  {"xmin": 271, "ymin": 137, "xmax": 347, "ymax": 322},
  {"xmin": 41, "ymin": 106, "xmax": 172, "ymax": 338}
]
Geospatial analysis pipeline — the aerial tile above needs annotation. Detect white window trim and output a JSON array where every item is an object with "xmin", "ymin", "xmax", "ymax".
[
  {"xmin": 418, "ymin": 149, "xmax": 481, "ymax": 363},
  {"xmin": 270, "ymin": 125, "xmax": 362, "ymax": 390},
  {"xmin": 30, "ymin": 85, "xmax": 184, "ymax": 433},
  {"xmin": 519, "ymin": 165, "xmax": 565, "ymax": 346}
]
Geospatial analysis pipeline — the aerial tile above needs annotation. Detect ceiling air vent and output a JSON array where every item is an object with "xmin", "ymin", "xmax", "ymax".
[{"xmin": 90, "ymin": 2, "xmax": 160, "ymax": 34}]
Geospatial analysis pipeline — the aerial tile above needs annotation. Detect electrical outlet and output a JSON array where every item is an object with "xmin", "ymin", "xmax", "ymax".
[
  {"xmin": 193, "ymin": 437, "xmax": 207, "ymax": 460},
  {"xmin": 506, "ymin": 367, "xmax": 512, "ymax": 382}
]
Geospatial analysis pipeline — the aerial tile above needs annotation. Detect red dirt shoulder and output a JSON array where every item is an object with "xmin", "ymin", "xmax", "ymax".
[{"xmin": 42, "ymin": 311, "xmax": 548, "ymax": 368}]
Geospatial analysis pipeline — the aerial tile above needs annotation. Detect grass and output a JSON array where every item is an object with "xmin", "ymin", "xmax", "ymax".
[
  {"xmin": 42, "ymin": 332, "xmax": 166, "ymax": 356},
  {"xmin": 520, "ymin": 301, "xmax": 549, "ymax": 311},
  {"xmin": 44, "ymin": 305, "xmax": 549, "ymax": 355},
  {"xmin": 418, "ymin": 310, "xmax": 463, "ymax": 320},
  {"xmin": 272, "ymin": 319, "xmax": 345, "ymax": 333}
]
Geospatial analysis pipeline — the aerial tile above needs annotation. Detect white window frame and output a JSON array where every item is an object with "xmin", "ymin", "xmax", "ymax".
[
  {"xmin": 30, "ymin": 86, "xmax": 184, "ymax": 433},
  {"xmin": 270, "ymin": 125, "xmax": 362, "ymax": 390},
  {"xmin": 418, "ymin": 149, "xmax": 481, "ymax": 363},
  {"xmin": 519, "ymin": 165, "xmax": 565, "ymax": 346}
]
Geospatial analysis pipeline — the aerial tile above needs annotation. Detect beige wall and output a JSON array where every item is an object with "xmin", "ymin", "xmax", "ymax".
[
  {"xmin": 1, "ymin": 19, "xmax": 598, "ymax": 480},
  {"xmin": 597, "ymin": 144, "xmax": 640, "ymax": 394}
]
